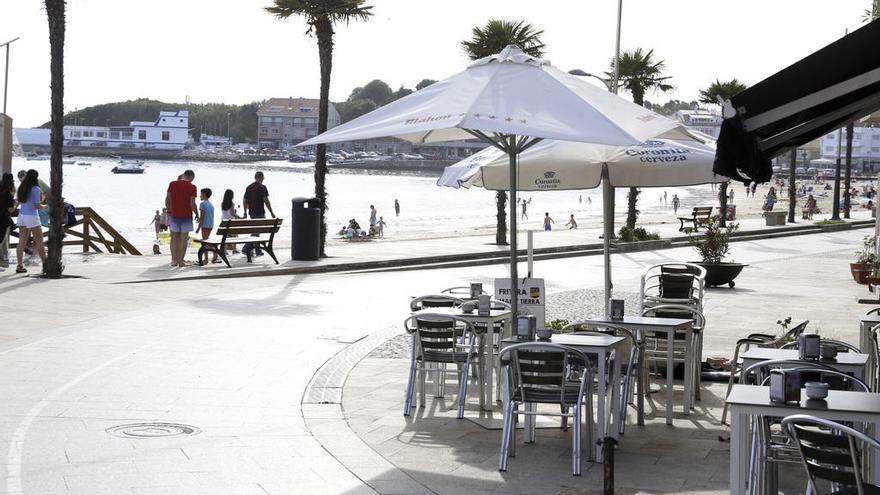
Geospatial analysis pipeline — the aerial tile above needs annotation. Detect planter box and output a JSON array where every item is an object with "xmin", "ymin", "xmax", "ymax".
[
  {"xmin": 764, "ymin": 211, "xmax": 787, "ymax": 226},
  {"xmin": 816, "ymin": 222, "xmax": 852, "ymax": 232},
  {"xmin": 613, "ymin": 239, "xmax": 672, "ymax": 253}
]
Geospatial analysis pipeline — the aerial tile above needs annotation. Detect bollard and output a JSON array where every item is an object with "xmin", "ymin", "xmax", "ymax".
[{"xmin": 599, "ymin": 436, "xmax": 618, "ymax": 495}]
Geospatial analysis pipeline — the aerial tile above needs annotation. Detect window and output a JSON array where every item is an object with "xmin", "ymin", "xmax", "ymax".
[
  {"xmin": 83, "ymin": 130, "xmax": 93, "ymax": 137},
  {"xmin": 873, "ymin": 135, "xmax": 880, "ymax": 140},
  {"xmin": 826, "ymin": 146, "xmax": 835, "ymax": 152},
  {"xmin": 122, "ymin": 131, "xmax": 133, "ymax": 140},
  {"xmin": 299, "ymin": 107, "xmax": 311, "ymax": 113},
  {"xmin": 162, "ymin": 131, "xmax": 170, "ymax": 141},
  {"xmin": 272, "ymin": 128, "xmax": 278, "ymax": 135},
  {"xmin": 109, "ymin": 131, "xmax": 120, "ymax": 139},
  {"xmin": 873, "ymin": 147, "xmax": 880, "ymax": 153},
  {"xmin": 96, "ymin": 131, "xmax": 106, "ymax": 138},
  {"xmin": 71, "ymin": 130, "xmax": 81, "ymax": 138},
  {"xmin": 138, "ymin": 130, "xmax": 146, "ymax": 140},
  {"xmin": 827, "ymin": 134, "xmax": 836, "ymax": 139}
]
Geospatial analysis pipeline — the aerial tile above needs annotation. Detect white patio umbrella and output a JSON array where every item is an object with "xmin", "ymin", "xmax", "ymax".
[
  {"xmin": 438, "ymin": 136, "xmax": 726, "ymax": 311},
  {"xmin": 300, "ymin": 45, "xmax": 694, "ymax": 316}
]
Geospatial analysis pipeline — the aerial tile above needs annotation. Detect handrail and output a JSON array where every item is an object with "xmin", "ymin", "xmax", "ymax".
[{"xmin": 9, "ymin": 206, "xmax": 141, "ymax": 255}]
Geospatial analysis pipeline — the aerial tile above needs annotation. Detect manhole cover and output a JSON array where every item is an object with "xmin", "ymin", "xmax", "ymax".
[{"xmin": 106, "ymin": 423, "xmax": 200, "ymax": 439}]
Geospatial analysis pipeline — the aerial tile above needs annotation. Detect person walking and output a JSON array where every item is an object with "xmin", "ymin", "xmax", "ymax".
[
  {"xmin": 150, "ymin": 210, "xmax": 162, "ymax": 239},
  {"xmin": 243, "ymin": 171, "xmax": 274, "ymax": 259},
  {"xmin": 805, "ymin": 194, "xmax": 817, "ymax": 220},
  {"xmin": 165, "ymin": 169, "xmax": 199, "ymax": 268},
  {"xmin": 14, "ymin": 170, "xmax": 47, "ymax": 273},
  {"xmin": 672, "ymin": 194, "xmax": 680, "ymax": 215},
  {"xmin": 394, "ymin": 199, "xmax": 400, "ymax": 217},
  {"xmin": 521, "ymin": 201, "xmax": 528, "ymax": 220},
  {"xmin": 750, "ymin": 181, "xmax": 757, "ymax": 198},
  {"xmin": 728, "ymin": 188, "xmax": 735, "ymax": 204},
  {"xmin": 565, "ymin": 214, "xmax": 578, "ymax": 229},
  {"xmin": 0, "ymin": 173, "xmax": 15, "ymax": 268},
  {"xmin": 543, "ymin": 212, "xmax": 555, "ymax": 231}
]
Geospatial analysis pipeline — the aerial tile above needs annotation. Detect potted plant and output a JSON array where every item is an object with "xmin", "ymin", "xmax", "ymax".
[
  {"xmin": 851, "ymin": 235, "xmax": 878, "ymax": 284},
  {"xmin": 687, "ymin": 215, "xmax": 746, "ymax": 288}
]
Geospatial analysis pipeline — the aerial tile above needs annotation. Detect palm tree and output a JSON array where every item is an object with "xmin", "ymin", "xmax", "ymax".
[
  {"xmin": 864, "ymin": 0, "xmax": 880, "ymax": 22},
  {"xmin": 462, "ymin": 19, "xmax": 545, "ymax": 245},
  {"xmin": 608, "ymin": 48, "xmax": 673, "ymax": 229},
  {"xmin": 44, "ymin": 0, "xmax": 65, "ymax": 279},
  {"xmin": 266, "ymin": 0, "xmax": 372, "ymax": 256},
  {"xmin": 698, "ymin": 79, "xmax": 746, "ymax": 106},
  {"xmin": 699, "ymin": 78, "xmax": 747, "ymax": 225}
]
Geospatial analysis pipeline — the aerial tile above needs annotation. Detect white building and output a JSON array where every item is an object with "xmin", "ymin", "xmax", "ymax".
[
  {"xmin": 820, "ymin": 125, "xmax": 880, "ymax": 172},
  {"xmin": 15, "ymin": 110, "xmax": 190, "ymax": 151},
  {"xmin": 674, "ymin": 109, "xmax": 723, "ymax": 139}
]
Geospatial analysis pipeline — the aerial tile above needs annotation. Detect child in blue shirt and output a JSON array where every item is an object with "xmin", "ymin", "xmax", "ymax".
[{"xmin": 196, "ymin": 188, "xmax": 219, "ymax": 263}]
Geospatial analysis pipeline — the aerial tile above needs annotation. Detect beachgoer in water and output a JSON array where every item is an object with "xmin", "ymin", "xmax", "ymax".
[
  {"xmin": 663, "ymin": 190, "xmax": 668, "ymax": 206},
  {"xmin": 243, "ymin": 171, "xmax": 274, "ymax": 258},
  {"xmin": 394, "ymin": 199, "xmax": 400, "ymax": 216},
  {"xmin": 543, "ymin": 212, "xmax": 555, "ymax": 231},
  {"xmin": 165, "ymin": 169, "xmax": 199, "ymax": 268},
  {"xmin": 370, "ymin": 205, "xmax": 378, "ymax": 226},
  {"xmin": 521, "ymin": 201, "xmax": 528, "ymax": 220},
  {"xmin": 565, "ymin": 214, "xmax": 577, "ymax": 229},
  {"xmin": 377, "ymin": 216, "xmax": 387, "ymax": 237},
  {"xmin": 578, "ymin": 194, "xmax": 582, "ymax": 205},
  {"xmin": 672, "ymin": 194, "xmax": 680, "ymax": 215},
  {"xmin": 196, "ymin": 188, "xmax": 219, "ymax": 264},
  {"xmin": 0, "ymin": 173, "xmax": 15, "ymax": 268},
  {"xmin": 14, "ymin": 169, "xmax": 47, "ymax": 273},
  {"xmin": 587, "ymin": 196, "xmax": 592, "ymax": 205}
]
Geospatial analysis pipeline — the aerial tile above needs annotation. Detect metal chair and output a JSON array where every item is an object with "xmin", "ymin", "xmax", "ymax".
[
  {"xmin": 561, "ymin": 322, "xmax": 645, "ymax": 432},
  {"xmin": 721, "ymin": 320, "xmax": 810, "ymax": 424},
  {"xmin": 780, "ymin": 338, "xmax": 861, "ymax": 354},
  {"xmin": 410, "ymin": 294, "xmax": 464, "ymax": 312},
  {"xmin": 641, "ymin": 304, "xmax": 706, "ymax": 404},
  {"xmin": 403, "ymin": 314, "xmax": 481, "ymax": 419},
  {"xmin": 441, "ymin": 286, "xmax": 488, "ymax": 297},
  {"xmin": 498, "ymin": 342, "xmax": 595, "ymax": 476},
  {"xmin": 782, "ymin": 414, "xmax": 880, "ymax": 495},
  {"xmin": 746, "ymin": 362, "xmax": 868, "ymax": 494},
  {"xmin": 639, "ymin": 263, "xmax": 706, "ymax": 313}
]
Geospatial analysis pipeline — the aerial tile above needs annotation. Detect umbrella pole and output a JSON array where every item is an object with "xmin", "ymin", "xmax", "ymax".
[
  {"xmin": 602, "ymin": 166, "xmax": 613, "ymax": 317},
  {"xmin": 508, "ymin": 139, "xmax": 519, "ymax": 318}
]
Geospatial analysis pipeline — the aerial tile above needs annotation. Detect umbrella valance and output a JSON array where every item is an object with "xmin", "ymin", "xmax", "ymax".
[{"xmin": 715, "ymin": 19, "xmax": 880, "ymax": 183}]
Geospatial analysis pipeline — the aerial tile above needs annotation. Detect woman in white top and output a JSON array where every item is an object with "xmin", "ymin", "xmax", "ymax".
[{"xmin": 220, "ymin": 189, "xmax": 242, "ymax": 254}]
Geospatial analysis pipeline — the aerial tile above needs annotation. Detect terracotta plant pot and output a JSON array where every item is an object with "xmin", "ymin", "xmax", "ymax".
[{"xmin": 851, "ymin": 263, "xmax": 871, "ymax": 284}]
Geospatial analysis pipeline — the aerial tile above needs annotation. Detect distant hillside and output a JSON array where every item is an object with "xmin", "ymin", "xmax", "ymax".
[{"xmin": 41, "ymin": 98, "xmax": 261, "ymax": 143}]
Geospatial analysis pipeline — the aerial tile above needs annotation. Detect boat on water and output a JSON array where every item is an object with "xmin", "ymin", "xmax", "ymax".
[
  {"xmin": 111, "ymin": 160, "xmax": 146, "ymax": 174},
  {"xmin": 77, "ymin": 161, "xmax": 92, "ymax": 167},
  {"xmin": 25, "ymin": 152, "xmax": 50, "ymax": 161}
]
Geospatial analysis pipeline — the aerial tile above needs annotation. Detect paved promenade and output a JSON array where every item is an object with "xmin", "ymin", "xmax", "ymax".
[{"xmin": 0, "ymin": 219, "xmax": 874, "ymax": 494}]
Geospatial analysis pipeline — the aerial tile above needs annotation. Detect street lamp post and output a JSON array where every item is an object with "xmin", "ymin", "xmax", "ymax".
[{"xmin": 1, "ymin": 37, "xmax": 19, "ymax": 115}]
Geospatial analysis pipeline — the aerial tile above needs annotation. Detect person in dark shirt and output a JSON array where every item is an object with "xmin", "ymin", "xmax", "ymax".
[
  {"xmin": 242, "ymin": 171, "xmax": 274, "ymax": 259},
  {"xmin": 0, "ymin": 173, "xmax": 15, "ymax": 268}
]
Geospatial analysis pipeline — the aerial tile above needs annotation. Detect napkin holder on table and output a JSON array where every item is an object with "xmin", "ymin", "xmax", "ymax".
[{"xmin": 769, "ymin": 369, "xmax": 801, "ymax": 404}]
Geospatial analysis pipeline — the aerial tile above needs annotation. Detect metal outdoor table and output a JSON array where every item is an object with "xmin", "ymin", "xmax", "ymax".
[
  {"xmin": 500, "ymin": 333, "xmax": 626, "ymax": 461},
  {"xmin": 860, "ymin": 314, "xmax": 880, "ymax": 353},
  {"xmin": 414, "ymin": 307, "xmax": 511, "ymax": 411},
  {"xmin": 740, "ymin": 347, "xmax": 869, "ymax": 381},
  {"xmin": 726, "ymin": 384, "xmax": 880, "ymax": 495},
  {"xmin": 573, "ymin": 316, "xmax": 694, "ymax": 425}
]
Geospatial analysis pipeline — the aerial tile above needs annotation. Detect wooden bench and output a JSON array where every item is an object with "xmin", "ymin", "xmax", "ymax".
[
  {"xmin": 678, "ymin": 206, "xmax": 713, "ymax": 232},
  {"xmin": 194, "ymin": 218, "xmax": 283, "ymax": 267},
  {"xmin": 764, "ymin": 211, "xmax": 787, "ymax": 226}
]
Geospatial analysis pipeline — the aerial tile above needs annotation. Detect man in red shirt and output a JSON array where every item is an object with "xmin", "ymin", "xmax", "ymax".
[{"xmin": 164, "ymin": 170, "xmax": 199, "ymax": 267}]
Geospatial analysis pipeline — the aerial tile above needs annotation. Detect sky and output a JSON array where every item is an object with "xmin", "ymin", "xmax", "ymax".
[{"xmin": 0, "ymin": 0, "xmax": 873, "ymax": 127}]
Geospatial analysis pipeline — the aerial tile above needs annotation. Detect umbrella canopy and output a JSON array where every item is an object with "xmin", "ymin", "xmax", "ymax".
[
  {"xmin": 439, "ymin": 137, "xmax": 722, "ymax": 190},
  {"xmin": 301, "ymin": 45, "xmax": 691, "ymax": 148},
  {"xmin": 439, "ymin": 136, "xmax": 725, "ymax": 313},
  {"xmin": 300, "ymin": 45, "xmax": 693, "ymax": 317},
  {"xmin": 715, "ymin": 19, "xmax": 880, "ymax": 183}
]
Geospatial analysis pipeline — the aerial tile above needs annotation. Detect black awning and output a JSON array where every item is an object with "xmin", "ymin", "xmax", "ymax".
[{"xmin": 715, "ymin": 19, "xmax": 880, "ymax": 183}]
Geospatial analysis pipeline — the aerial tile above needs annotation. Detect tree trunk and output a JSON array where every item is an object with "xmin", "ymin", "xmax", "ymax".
[
  {"xmin": 314, "ymin": 18, "xmax": 334, "ymax": 257},
  {"xmin": 719, "ymin": 182, "xmax": 728, "ymax": 227},
  {"xmin": 844, "ymin": 122, "xmax": 853, "ymax": 219},
  {"xmin": 44, "ymin": 0, "xmax": 65, "ymax": 278},
  {"xmin": 625, "ymin": 187, "xmax": 639, "ymax": 229},
  {"xmin": 495, "ymin": 191, "xmax": 508, "ymax": 245},
  {"xmin": 787, "ymin": 149, "xmax": 797, "ymax": 223}
]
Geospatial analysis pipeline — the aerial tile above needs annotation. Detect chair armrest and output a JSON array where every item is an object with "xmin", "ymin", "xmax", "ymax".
[{"xmin": 746, "ymin": 333, "xmax": 775, "ymax": 341}]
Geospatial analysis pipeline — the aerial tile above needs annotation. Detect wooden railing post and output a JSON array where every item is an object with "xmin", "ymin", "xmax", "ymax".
[{"xmin": 82, "ymin": 210, "xmax": 90, "ymax": 253}]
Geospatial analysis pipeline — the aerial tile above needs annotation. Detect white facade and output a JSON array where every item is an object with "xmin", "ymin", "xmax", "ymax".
[
  {"xmin": 820, "ymin": 125, "xmax": 880, "ymax": 172},
  {"xmin": 62, "ymin": 110, "xmax": 189, "ymax": 150},
  {"xmin": 674, "ymin": 109, "xmax": 723, "ymax": 139}
]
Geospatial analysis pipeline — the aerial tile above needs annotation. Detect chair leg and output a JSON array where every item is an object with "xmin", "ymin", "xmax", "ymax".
[
  {"xmin": 561, "ymin": 405, "xmax": 569, "ymax": 431},
  {"xmin": 499, "ymin": 401, "xmax": 515, "ymax": 472},
  {"xmin": 586, "ymin": 395, "xmax": 595, "ymax": 462},
  {"xmin": 509, "ymin": 404, "xmax": 517, "ymax": 458},
  {"xmin": 437, "ymin": 363, "xmax": 447, "ymax": 398},
  {"xmin": 637, "ymin": 346, "xmax": 645, "ymax": 426},
  {"xmin": 418, "ymin": 366, "xmax": 426, "ymax": 408},
  {"xmin": 573, "ymin": 406, "xmax": 582, "ymax": 476},
  {"xmin": 457, "ymin": 359, "xmax": 470, "ymax": 419},
  {"xmin": 721, "ymin": 347, "xmax": 742, "ymax": 424},
  {"xmin": 404, "ymin": 357, "xmax": 418, "ymax": 417},
  {"xmin": 694, "ymin": 332, "xmax": 703, "ymax": 401}
]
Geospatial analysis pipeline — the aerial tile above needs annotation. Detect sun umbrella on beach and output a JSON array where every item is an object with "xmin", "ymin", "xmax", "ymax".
[
  {"xmin": 439, "ymin": 136, "xmax": 726, "ymax": 310},
  {"xmin": 301, "ymin": 45, "xmax": 692, "ymax": 316}
]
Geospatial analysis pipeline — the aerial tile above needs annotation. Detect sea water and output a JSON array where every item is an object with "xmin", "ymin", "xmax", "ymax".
[{"xmin": 11, "ymin": 156, "xmax": 720, "ymax": 249}]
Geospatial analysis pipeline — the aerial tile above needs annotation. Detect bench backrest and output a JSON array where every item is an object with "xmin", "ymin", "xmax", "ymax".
[
  {"xmin": 691, "ymin": 206, "xmax": 713, "ymax": 217},
  {"xmin": 218, "ymin": 218, "xmax": 283, "ymax": 236}
]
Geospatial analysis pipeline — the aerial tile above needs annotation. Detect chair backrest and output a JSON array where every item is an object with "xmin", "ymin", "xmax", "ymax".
[
  {"xmin": 780, "ymin": 338, "xmax": 861, "ymax": 354},
  {"xmin": 639, "ymin": 263, "xmax": 706, "ymax": 312},
  {"xmin": 866, "ymin": 307, "xmax": 880, "ymax": 316},
  {"xmin": 742, "ymin": 358, "xmax": 837, "ymax": 386},
  {"xmin": 441, "ymin": 286, "xmax": 488, "ymax": 296},
  {"xmin": 759, "ymin": 368, "xmax": 870, "ymax": 392},
  {"xmin": 404, "ymin": 314, "xmax": 475, "ymax": 362},
  {"xmin": 782, "ymin": 414, "xmax": 880, "ymax": 494},
  {"xmin": 410, "ymin": 294, "xmax": 464, "ymax": 312},
  {"xmin": 500, "ymin": 342, "xmax": 592, "ymax": 408},
  {"xmin": 641, "ymin": 304, "xmax": 706, "ymax": 332}
]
